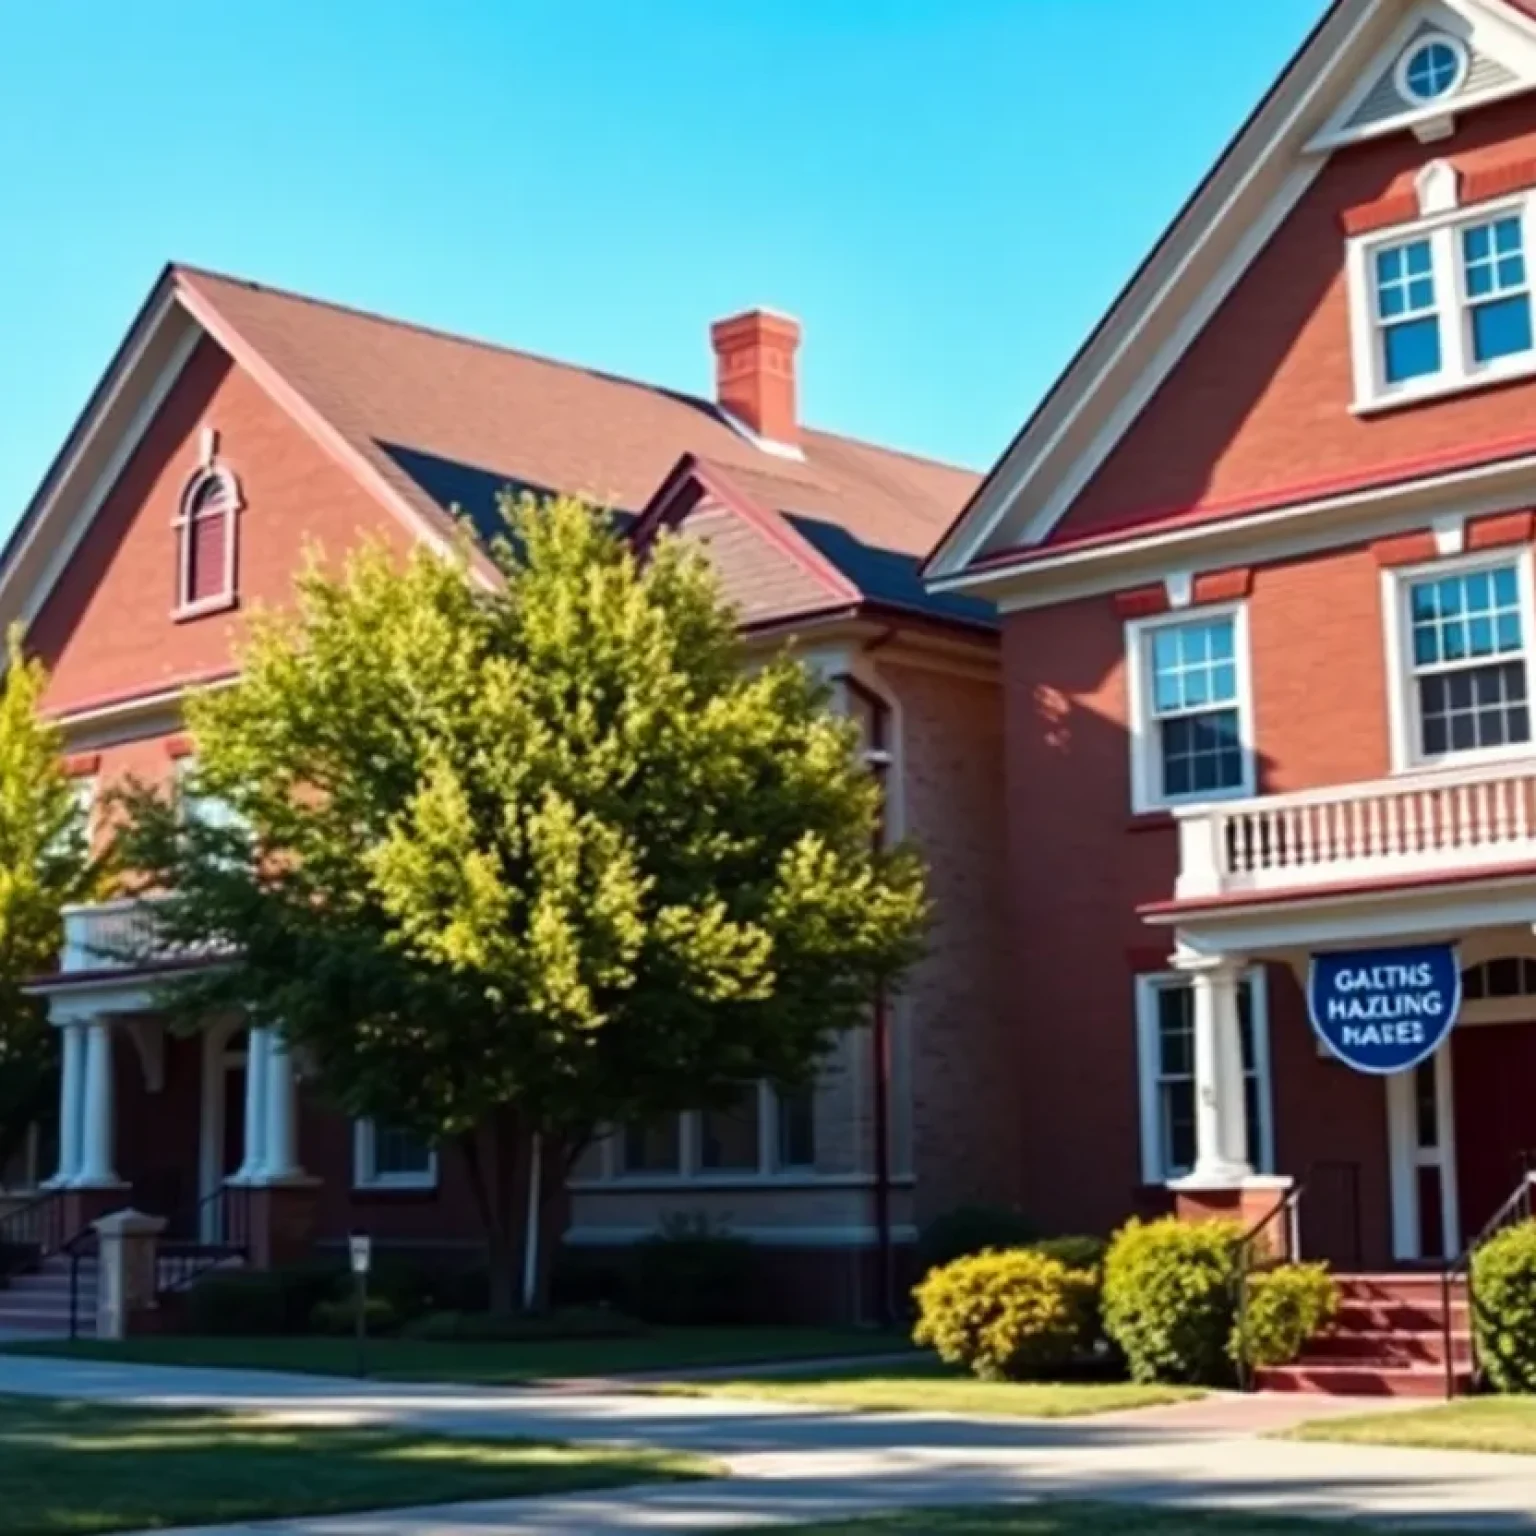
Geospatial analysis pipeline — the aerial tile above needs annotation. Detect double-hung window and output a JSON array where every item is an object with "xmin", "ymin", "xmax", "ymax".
[
  {"xmin": 1397, "ymin": 556, "xmax": 1533, "ymax": 764},
  {"xmin": 1352, "ymin": 190, "xmax": 1536, "ymax": 408},
  {"xmin": 1129, "ymin": 608, "xmax": 1253, "ymax": 813},
  {"xmin": 1134, "ymin": 971, "xmax": 1273, "ymax": 1184}
]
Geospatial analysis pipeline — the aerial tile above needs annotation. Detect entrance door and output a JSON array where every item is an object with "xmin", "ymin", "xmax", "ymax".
[{"xmin": 1452, "ymin": 1021, "xmax": 1536, "ymax": 1242}]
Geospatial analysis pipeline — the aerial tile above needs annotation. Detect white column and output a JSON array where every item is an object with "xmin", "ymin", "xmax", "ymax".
[
  {"xmin": 1180, "ymin": 956, "xmax": 1253, "ymax": 1187},
  {"xmin": 48, "ymin": 1020, "xmax": 86, "ymax": 1187},
  {"xmin": 263, "ymin": 1031, "xmax": 301, "ymax": 1182},
  {"xmin": 76, "ymin": 1018, "xmax": 120, "ymax": 1187},
  {"xmin": 236, "ymin": 1026, "xmax": 270, "ymax": 1183}
]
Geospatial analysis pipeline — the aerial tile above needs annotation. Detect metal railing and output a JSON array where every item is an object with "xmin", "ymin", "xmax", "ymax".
[
  {"xmin": 1232, "ymin": 1176, "xmax": 1308, "ymax": 1394},
  {"xmin": 1442, "ymin": 1170, "xmax": 1536, "ymax": 1399},
  {"xmin": 0, "ymin": 1189, "xmax": 67, "ymax": 1284},
  {"xmin": 155, "ymin": 1184, "xmax": 251, "ymax": 1297},
  {"xmin": 64, "ymin": 1224, "xmax": 97, "ymax": 1340}
]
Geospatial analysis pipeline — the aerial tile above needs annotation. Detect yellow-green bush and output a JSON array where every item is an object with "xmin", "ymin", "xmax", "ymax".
[
  {"xmin": 1102, "ymin": 1216, "xmax": 1243, "ymax": 1385},
  {"xmin": 1232, "ymin": 1263, "xmax": 1337, "ymax": 1369},
  {"xmin": 1473, "ymin": 1218, "xmax": 1536, "ymax": 1393},
  {"xmin": 912, "ymin": 1248, "xmax": 1094, "ymax": 1381}
]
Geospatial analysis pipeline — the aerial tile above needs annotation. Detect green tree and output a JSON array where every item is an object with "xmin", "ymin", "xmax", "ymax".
[
  {"xmin": 0, "ymin": 630, "xmax": 103, "ymax": 1178},
  {"xmin": 116, "ymin": 496, "xmax": 927, "ymax": 1311}
]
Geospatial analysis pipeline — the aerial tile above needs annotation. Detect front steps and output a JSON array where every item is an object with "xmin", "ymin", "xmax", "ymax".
[
  {"xmin": 0, "ymin": 1254, "xmax": 96, "ymax": 1338},
  {"xmin": 1255, "ymin": 1273, "xmax": 1472, "ymax": 1397}
]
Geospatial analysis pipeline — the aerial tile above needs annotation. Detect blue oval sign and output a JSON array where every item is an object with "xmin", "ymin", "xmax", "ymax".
[{"xmin": 1307, "ymin": 943, "xmax": 1460, "ymax": 1076}]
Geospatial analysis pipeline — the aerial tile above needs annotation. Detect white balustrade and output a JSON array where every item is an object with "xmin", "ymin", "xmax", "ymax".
[
  {"xmin": 59, "ymin": 897, "xmax": 232, "ymax": 975},
  {"xmin": 1176, "ymin": 760, "xmax": 1536, "ymax": 901}
]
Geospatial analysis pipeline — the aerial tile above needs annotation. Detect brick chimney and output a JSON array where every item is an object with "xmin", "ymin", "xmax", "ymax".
[{"xmin": 710, "ymin": 309, "xmax": 802, "ymax": 449}]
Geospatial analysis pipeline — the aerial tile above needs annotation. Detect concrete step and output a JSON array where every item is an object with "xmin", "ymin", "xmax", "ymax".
[
  {"xmin": 1334, "ymin": 1300, "xmax": 1468, "ymax": 1333},
  {"xmin": 1303, "ymin": 1328, "xmax": 1473, "ymax": 1366},
  {"xmin": 1255, "ymin": 1362, "xmax": 1467, "ymax": 1397}
]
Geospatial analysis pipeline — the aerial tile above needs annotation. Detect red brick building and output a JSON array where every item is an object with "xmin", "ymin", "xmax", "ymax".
[
  {"xmin": 0, "ymin": 267, "xmax": 1012, "ymax": 1327},
  {"xmin": 927, "ymin": 0, "xmax": 1536, "ymax": 1278}
]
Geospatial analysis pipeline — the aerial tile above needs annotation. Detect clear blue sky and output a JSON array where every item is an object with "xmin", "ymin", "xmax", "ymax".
[{"xmin": 0, "ymin": 1, "xmax": 1324, "ymax": 532}]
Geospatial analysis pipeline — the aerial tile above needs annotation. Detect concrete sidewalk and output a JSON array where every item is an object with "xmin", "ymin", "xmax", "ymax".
[{"xmin": 0, "ymin": 1352, "xmax": 1531, "ymax": 1532}]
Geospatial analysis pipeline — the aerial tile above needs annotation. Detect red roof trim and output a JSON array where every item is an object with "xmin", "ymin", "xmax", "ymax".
[
  {"xmin": 1139, "ymin": 858, "xmax": 1536, "ymax": 919},
  {"xmin": 47, "ymin": 666, "xmax": 238, "ymax": 724},
  {"xmin": 1342, "ymin": 155, "xmax": 1536, "ymax": 237},
  {"xmin": 966, "ymin": 427, "xmax": 1536, "ymax": 578}
]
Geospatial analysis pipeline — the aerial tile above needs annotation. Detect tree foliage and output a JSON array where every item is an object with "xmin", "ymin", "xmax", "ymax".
[
  {"xmin": 116, "ymin": 495, "xmax": 928, "ymax": 1304},
  {"xmin": 0, "ymin": 629, "xmax": 103, "ymax": 1172}
]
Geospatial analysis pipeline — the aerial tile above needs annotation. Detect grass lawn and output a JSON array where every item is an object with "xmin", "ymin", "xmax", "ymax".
[
  {"xmin": 0, "ymin": 1393, "xmax": 714, "ymax": 1536},
  {"xmin": 657, "ymin": 1359, "xmax": 1201, "ymax": 1418},
  {"xmin": 749, "ymin": 1504, "xmax": 1472, "ymax": 1534},
  {"xmin": 2, "ymin": 1326, "xmax": 904, "ymax": 1386},
  {"xmin": 1286, "ymin": 1395, "xmax": 1536, "ymax": 1456}
]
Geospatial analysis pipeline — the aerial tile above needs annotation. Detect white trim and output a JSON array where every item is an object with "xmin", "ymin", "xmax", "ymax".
[
  {"xmin": 1347, "ymin": 188, "xmax": 1536, "ymax": 414},
  {"xmin": 1124, "ymin": 601, "xmax": 1255, "ymax": 815},
  {"xmin": 1395, "ymin": 29, "xmax": 1472, "ymax": 105},
  {"xmin": 352, "ymin": 1119, "xmax": 438, "ymax": 1191},
  {"xmin": 1133, "ymin": 966, "xmax": 1274, "ymax": 1185},
  {"xmin": 14, "ymin": 319, "xmax": 201, "ymax": 630},
  {"xmin": 717, "ymin": 405, "xmax": 807, "ymax": 463},
  {"xmin": 1380, "ymin": 544, "xmax": 1536, "ymax": 774},
  {"xmin": 1386, "ymin": 1068, "xmax": 1422, "ymax": 1259}
]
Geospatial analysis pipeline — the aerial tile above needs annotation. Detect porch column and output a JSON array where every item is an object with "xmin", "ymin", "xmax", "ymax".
[
  {"xmin": 236, "ymin": 1026, "xmax": 270, "ymax": 1182},
  {"xmin": 262, "ymin": 1031, "xmax": 302, "ymax": 1181},
  {"xmin": 1178, "ymin": 954, "xmax": 1252, "ymax": 1187},
  {"xmin": 76, "ymin": 1018, "xmax": 120, "ymax": 1187},
  {"xmin": 47, "ymin": 1019, "xmax": 86, "ymax": 1187}
]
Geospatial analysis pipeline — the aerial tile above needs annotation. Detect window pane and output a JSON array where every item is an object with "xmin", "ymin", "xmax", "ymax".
[
  {"xmin": 1418, "ymin": 660, "xmax": 1530, "ymax": 757},
  {"xmin": 776, "ymin": 1084, "xmax": 816, "ymax": 1170},
  {"xmin": 699, "ymin": 1089, "xmax": 760, "ymax": 1172},
  {"xmin": 1472, "ymin": 295, "xmax": 1534, "ymax": 363},
  {"xmin": 1157, "ymin": 985, "xmax": 1193, "ymax": 1076},
  {"xmin": 1161, "ymin": 1081, "xmax": 1196, "ymax": 1178},
  {"xmin": 1160, "ymin": 709, "xmax": 1243, "ymax": 798},
  {"xmin": 623, "ymin": 1117, "xmax": 681, "ymax": 1174},
  {"xmin": 1384, "ymin": 316, "xmax": 1441, "ymax": 383},
  {"xmin": 371, "ymin": 1125, "xmax": 433, "ymax": 1179},
  {"xmin": 1415, "ymin": 1059, "xmax": 1440, "ymax": 1150}
]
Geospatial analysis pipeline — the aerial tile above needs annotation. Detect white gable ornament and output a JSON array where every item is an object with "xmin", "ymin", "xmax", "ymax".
[{"xmin": 1416, "ymin": 158, "xmax": 1462, "ymax": 215}]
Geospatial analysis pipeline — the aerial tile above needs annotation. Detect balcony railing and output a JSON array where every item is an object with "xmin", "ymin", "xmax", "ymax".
[
  {"xmin": 59, "ymin": 897, "xmax": 230, "ymax": 976},
  {"xmin": 1175, "ymin": 759, "xmax": 1536, "ymax": 902}
]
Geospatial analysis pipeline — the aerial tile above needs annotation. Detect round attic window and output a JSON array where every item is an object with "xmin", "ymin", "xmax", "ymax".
[{"xmin": 1396, "ymin": 34, "xmax": 1469, "ymax": 104}]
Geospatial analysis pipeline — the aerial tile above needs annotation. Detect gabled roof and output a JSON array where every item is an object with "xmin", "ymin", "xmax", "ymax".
[
  {"xmin": 924, "ymin": 0, "xmax": 1536, "ymax": 596},
  {"xmin": 2, "ymin": 264, "xmax": 989, "ymax": 640}
]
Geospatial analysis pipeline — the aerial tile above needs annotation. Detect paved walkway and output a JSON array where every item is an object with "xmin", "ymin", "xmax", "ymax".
[{"xmin": 1, "ymin": 1353, "xmax": 1532, "ymax": 1532}]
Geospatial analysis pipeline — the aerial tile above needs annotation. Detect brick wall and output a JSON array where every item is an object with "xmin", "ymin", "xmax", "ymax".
[{"xmin": 1062, "ymin": 91, "xmax": 1536, "ymax": 541}]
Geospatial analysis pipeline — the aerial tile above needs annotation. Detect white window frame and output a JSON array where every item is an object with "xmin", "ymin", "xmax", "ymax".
[
  {"xmin": 1381, "ymin": 545, "xmax": 1536, "ymax": 773},
  {"xmin": 352, "ymin": 1119, "xmax": 438, "ymax": 1191},
  {"xmin": 1125, "ymin": 602, "xmax": 1256, "ymax": 815},
  {"xmin": 1348, "ymin": 188, "xmax": 1536, "ymax": 414},
  {"xmin": 1392, "ymin": 32, "xmax": 1469, "ymax": 107},
  {"xmin": 1134, "ymin": 968, "xmax": 1275, "ymax": 1185},
  {"xmin": 173, "ymin": 464, "xmax": 242, "ymax": 619}
]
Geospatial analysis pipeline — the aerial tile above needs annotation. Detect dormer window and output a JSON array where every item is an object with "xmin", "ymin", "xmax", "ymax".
[
  {"xmin": 175, "ymin": 460, "xmax": 241, "ymax": 618},
  {"xmin": 1348, "ymin": 166, "xmax": 1536, "ymax": 412},
  {"xmin": 1396, "ymin": 35, "xmax": 1468, "ymax": 105}
]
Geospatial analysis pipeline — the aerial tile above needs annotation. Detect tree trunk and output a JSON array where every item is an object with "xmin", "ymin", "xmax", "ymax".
[{"xmin": 458, "ymin": 1111, "xmax": 577, "ymax": 1317}]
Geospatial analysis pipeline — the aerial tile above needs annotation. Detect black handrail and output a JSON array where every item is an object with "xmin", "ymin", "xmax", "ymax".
[
  {"xmin": 0, "ymin": 1189, "xmax": 68, "ymax": 1284},
  {"xmin": 64, "ymin": 1224, "xmax": 96, "ymax": 1341},
  {"xmin": 1442, "ymin": 1171, "xmax": 1536, "ymax": 1398},
  {"xmin": 155, "ymin": 1184, "xmax": 251, "ymax": 1297},
  {"xmin": 1233, "ymin": 1176, "xmax": 1308, "ymax": 1393}
]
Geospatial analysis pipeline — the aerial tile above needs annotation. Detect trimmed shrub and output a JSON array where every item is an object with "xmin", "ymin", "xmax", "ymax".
[
  {"xmin": 1233, "ymin": 1263, "xmax": 1338, "ymax": 1369},
  {"xmin": 917, "ymin": 1206, "xmax": 1039, "ymax": 1275},
  {"xmin": 183, "ymin": 1259, "xmax": 346, "ymax": 1336},
  {"xmin": 1473, "ymin": 1218, "xmax": 1536, "ymax": 1393},
  {"xmin": 912, "ymin": 1248, "xmax": 1095, "ymax": 1381},
  {"xmin": 401, "ymin": 1306, "xmax": 642, "ymax": 1342},
  {"xmin": 1102, "ymin": 1216, "xmax": 1243, "ymax": 1385},
  {"xmin": 310, "ymin": 1293, "xmax": 400, "ymax": 1335},
  {"xmin": 629, "ymin": 1216, "xmax": 754, "ymax": 1325}
]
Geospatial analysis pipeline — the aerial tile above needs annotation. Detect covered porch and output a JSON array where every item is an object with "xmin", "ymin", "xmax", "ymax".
[
  {"xmin": 1151, "ymin": 761, "xmax": 1536, "ymax": 1267},
  {"xmin": 31, "ymin": 900, "xmax": 315, "ymax": 1261}
]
